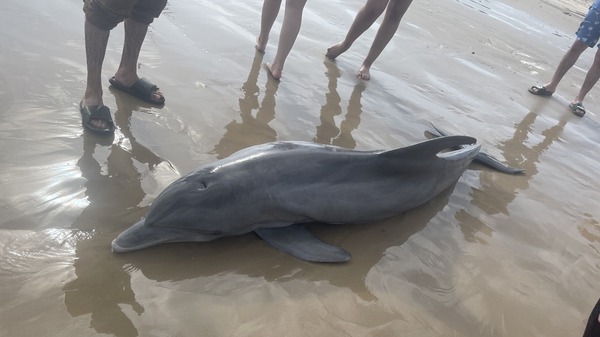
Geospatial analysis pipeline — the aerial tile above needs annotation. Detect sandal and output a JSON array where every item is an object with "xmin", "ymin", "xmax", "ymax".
[
  {"xmin": 569, "ymin": 102, "xmax": 586, "ymax": 117},
  {"xmin": 528, "ymin": 85, "xmax": 554, "ymax": 96},
  {"xmin": 109, "ymin": 76, "xmax": 165, "ymax": 105},
  {"xmin": 80, "ymin": 103, "xmax": 115, "ymax": 133}
]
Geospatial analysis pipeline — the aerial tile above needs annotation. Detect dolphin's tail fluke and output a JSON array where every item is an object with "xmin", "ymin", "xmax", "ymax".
[{"xmin": 429, "ymin": 122, "xmax": 524, "ymax": 175}]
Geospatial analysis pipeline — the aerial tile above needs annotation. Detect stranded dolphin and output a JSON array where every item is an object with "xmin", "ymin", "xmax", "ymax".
[{"xmin": 112, "ymin": 133, "xmax": 522, "ymax": 262}]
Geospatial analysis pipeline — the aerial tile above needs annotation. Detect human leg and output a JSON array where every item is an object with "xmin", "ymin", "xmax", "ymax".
[
  {"xmin": 325, "ymin": 0, "xmax": 388, "ymax": 59},
  {"xmin": 265, "ymin": 0, "xmax": 308, "ymax": 80},
  {"xmin": 110, "ymin": 0, "xmax": 166, "ymax": 104},
  {"xmin": 574, "ymin": 47, "xmax": 600, "ymax": 103},
  {"xmin": 110, "ymin": 18, "xmax": 163, "ymax": 104},
  {"xmin": 568, "ymin": 47, "xmax": 600, "ymax": 116},
  {"xmin": 82, "ymin": 18, "xmax": 110, "ymax": 110},
  {"xmin": 357, "ymin": 0, "xmax": 412, "ymax": 80},
  {"xmin": 257, "ymin": 0, "xmax": 283, "ymax": 52},
  {"xmin": 81, "ymin": 0, "xmax": 126, "ymax": 132},
  {"xmin": 536, "ymin": 7, "xmax": 600, "ymax": 93},
  {"xmin": 540, "ymin": 39, "xmax": 588, "ymax": 93},
  {"xmin": 81, "ymin": 20, "xmax": 113, "ymax": 132}
]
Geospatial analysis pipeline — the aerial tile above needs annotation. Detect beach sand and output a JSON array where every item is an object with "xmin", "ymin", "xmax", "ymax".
[{"xmin": 1, "ymin": 0, "xmax": 600, "ymax": 336}]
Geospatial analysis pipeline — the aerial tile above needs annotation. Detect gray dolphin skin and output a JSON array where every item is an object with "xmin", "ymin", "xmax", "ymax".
[
  {"xmin": 112, "ymin": 132, "xmax": 521, "ymax": 262},
  {"xmin": 428, "ymin": 123, "xmax": 524, "ymax": 174}
]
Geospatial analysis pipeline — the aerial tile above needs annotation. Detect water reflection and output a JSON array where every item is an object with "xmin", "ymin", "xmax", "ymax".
[
  {"xmin": 314, "ymin": 60, "xmax": 365, "ymax": 149},
  {"xmin": 473, "ymin": 110, "xmax": 567, "ymax": 215},
  {"xmin": 456, "ymin": 103, "xmax": 568, "ymax": 243},
  {"xmin": 63, "ymin": 93, "xmax": 165, "ymax": 337},
  {"xmin": 212, "ymin": 51, "xmax": 278, "ymax": 159}
]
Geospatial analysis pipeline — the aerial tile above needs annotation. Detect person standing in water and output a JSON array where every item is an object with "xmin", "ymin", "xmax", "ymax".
[
  {"xmin": 326, "ymin": 0, "xmax": 414, "ymax": 80},
  {"xmin": 256, "ymin": 0, "xmax": 309, "ymax": 80},
  {"xmin": 80, "ymin": 0, "xmax": 167, "ymax": 134},
  {"xmin": 528, "ymin": 0, "xmax": 600, "ymax": 117}
]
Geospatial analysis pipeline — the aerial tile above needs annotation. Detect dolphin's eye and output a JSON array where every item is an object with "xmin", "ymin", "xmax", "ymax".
[{"xmin": 198, "ymin": 181, "xmax": 207, "ymax": 190}]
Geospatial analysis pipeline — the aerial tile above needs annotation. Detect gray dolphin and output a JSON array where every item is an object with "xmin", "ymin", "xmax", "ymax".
[{"xmin": 112, "ymin": 133, "xmax": 521, "ymax": 262}]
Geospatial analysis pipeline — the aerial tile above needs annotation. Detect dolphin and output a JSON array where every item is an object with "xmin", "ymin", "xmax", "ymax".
[{"xmin": 112, "ymin": 132, "xmax": 522, "ymax": 262}]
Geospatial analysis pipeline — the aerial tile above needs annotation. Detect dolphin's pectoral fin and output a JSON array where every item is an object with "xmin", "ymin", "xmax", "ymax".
[{"xmin": 255, "ymin": 224, "xmax": 351, "ymax": 263}]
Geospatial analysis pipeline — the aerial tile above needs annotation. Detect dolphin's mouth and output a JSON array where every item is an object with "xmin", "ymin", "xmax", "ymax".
[
  {"xmin": 111, "ymin": 236, "xmax": 163, "ymax": 253},
  {"xmin": 111, "ymin": 219, "xmax": 222, "ymax": 253},
  {"xmin": 111, "ymin": 219, "xmax": 172, "ymax": 253}
]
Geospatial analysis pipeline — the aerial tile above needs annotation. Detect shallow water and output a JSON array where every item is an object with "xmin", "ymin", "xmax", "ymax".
[{"xmin": 1, "ymin": 0, "xmax": 600, "ymax": 336}]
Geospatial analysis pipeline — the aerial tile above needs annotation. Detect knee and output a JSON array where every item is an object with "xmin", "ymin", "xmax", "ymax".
[
  {"xmin": 83, "ymin": 0, "xmax": 126, "ymax": 30},
  {"xmin": 386, "ymin": 0, "xmax": 412, "ymax": 20},
  {"xmin": 569, "ymin": 40, "xmax": 589, "ymax": 56},
  {"xmin": 593, "ymin": 49, "xmax": 600, "ymax": 65},
  {"xmin": 131, "ymin": 0, "xmax": 167, "ymax": 25},
  {"xmin": 285, "ymin": 0, "xmax": 307, "ymax": 11},
  {"xmin": 361, "ymin": 1, "xmax": 387, "ymax": 20}
]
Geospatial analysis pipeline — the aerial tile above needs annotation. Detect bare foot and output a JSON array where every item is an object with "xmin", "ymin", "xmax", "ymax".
[
  {"xmin": 265, "ymin": 63, "xmax": 282, "ymax": 81},
  {"xmin": 256, "ymin": 37, "xmax": 267, "ymax": 53},
  {"xmin": 326, "ymin": 42, "xmax": 349, "ymax": 59},
  {"xmin": 357, "ymin": 64, "xmax": 371, "ymax": 80},
  {"xmin": 89, "ymin": 117, "xmax": 109, "ymax": 129}
]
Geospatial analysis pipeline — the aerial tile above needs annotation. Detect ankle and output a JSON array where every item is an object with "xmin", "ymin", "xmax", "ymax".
[
  {"xmin": 82, "ymin": 90, "xmax": 103, "ymax": 106},
  {"xmin": 113, "ymin": 70, "xmax": 139, "ymax": 86}
]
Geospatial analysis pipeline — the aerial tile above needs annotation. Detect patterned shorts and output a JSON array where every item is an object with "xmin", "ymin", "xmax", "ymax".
[{"xmin": 576, "ymin": 7, "xmax": 600, "ymax": 47}]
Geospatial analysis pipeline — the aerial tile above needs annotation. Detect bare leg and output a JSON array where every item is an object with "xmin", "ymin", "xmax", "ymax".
[
  {"xmin": 573, "ymin": 46, "xmax": 600, "ymax": 104},
  {"xmin": 265, "ymin": 0, "xmax": 308, "ymax": 80},
  {"xmin": 257, "ymin": 0, "xmax": 283, "ymax": 52},
  {"xmin": 358, "ymin": 0, "xmax": 413, "ymax": 80},
  {"xmin": 542, "ymin": 39, "xmax": 588, "ymax": 92},
  {"xmin": 325, "ymin": 0, "xmax": 388, "ymax": 59},
  {"xmin": 112, "ymin": 19, "xmax": 163, "ymax": 102},
  {"xmin": 82, "ymin": 19, "xmax": 110, "ymax": 129}
]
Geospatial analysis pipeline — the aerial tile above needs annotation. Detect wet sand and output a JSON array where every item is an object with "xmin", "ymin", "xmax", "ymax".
[{"xmin": 1, "ymin": 0, "xmax": 600, "ymax": 336}]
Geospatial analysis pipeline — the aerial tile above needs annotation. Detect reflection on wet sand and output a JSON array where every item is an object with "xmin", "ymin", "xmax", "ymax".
[
  {"xmin": 63, "ymin": 94, "xmax": 165, "ymax": 337},
  {"xmin": 473, "ymin": 109, "xmax": 567, "ymax": 214},
  {"xmin": 212, "ymin": 52, "xmax": 278, "ymax": 159},
  {"xmin": 315, "ymin": 60, "xmax": 365, "ymax": 149},
  {"xmin": 454, "ymin": 101, "xmax": 568, "ymax": 243}
]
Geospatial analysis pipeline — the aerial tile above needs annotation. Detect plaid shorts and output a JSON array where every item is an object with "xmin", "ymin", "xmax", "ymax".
[{"xmin": 576, "ymin": 6, "xmax": 600, "ymax": 47}]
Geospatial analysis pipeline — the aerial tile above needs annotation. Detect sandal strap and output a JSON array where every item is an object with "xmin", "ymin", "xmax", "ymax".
[
  {"xmin": 88, "ymin": 105, "xmax": 112, "ymax": 121},
  {"xmin": 132, "ymin": 78, "xmax": 160, "ymax": 99}
]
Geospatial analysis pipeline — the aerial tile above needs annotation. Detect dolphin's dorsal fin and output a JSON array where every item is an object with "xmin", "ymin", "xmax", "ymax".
[
  {"xmin": 379, "ymin": 135, "xmax": 476, "ymax": 160},
  {"xmin": 255, "ymin": 224, "xmax": 351, "ymax": 263}
]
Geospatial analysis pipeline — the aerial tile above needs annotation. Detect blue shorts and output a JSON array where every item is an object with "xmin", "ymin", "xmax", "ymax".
[{"xmin": 576, "ymin": 6, "xmax": 600, "ymax": 47}]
